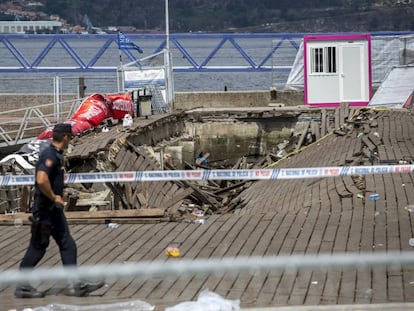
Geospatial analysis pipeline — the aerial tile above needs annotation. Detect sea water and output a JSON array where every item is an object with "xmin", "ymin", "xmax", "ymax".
[{"xmin": 0, "ymin": 36, "xmax": 298, "ymax": 94}]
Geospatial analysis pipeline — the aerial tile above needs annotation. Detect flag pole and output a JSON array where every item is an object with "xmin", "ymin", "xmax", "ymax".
[
  {"xmin": 165, "ymin": 0, "xmax": 174, "ymax": 112},
  {"xmin": 166, "ymin": 0, "xmax": 170, "ymax": 53},
  {"xmin": 117, "ymin": 31, "xmax": 125, "ymax": 93},
  {"xmin": 118, "ymin": 33, "xmax": 125, "ymax": 93},
  {"xmin": 117, "ymin": 31, "xmax": 143, "ymax": 93},
  {"xmin": 119, "ymin": 49, "xmax": 124, "ymax": 93}
]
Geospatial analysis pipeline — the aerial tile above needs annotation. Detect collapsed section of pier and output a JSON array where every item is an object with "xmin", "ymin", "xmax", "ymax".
[{"xmin": 1, "ymin": 102, "xmax": 413, "ymax": 225}]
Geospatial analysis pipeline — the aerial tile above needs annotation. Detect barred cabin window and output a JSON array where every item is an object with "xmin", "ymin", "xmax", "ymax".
[
  {"xmin": 310, "ymin": 46, "xmax": 337, "ymax": 74},
  {"xmin": 325, "ymin": 46, "xmax": 336, "ymax": 73},
  {"xmin": 311, "ymin": 48, "xmax": 323, "ymax": 73}
]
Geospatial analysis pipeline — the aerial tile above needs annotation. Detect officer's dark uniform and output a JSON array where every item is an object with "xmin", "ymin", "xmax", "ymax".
[
  {"xmin": 16, "ymin": 124, "xmax": 104, "ymax": 298},
  {"xmin": 19, "ymin": 143, "xmax": 77, "ymax": 269}
]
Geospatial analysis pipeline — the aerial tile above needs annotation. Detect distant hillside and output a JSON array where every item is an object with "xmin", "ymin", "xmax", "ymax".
[
  {"xmin": 38, "ymin": 0, "xmax": 414, "ymax": 32},
  {"xmin": 240, "ymin": 7, "xmax": 414, "ymax": 33}
]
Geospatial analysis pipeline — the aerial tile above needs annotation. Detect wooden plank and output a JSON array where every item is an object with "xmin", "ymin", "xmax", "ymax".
[
  {"xmin": 105, "ymin": 222, "xmax": 173, "ymax": 298},
  {"xmin": 343, "ymin": 175, "xmax": 360, "ymax": 194},
  {"xmin": 367, "ymin": 132, "xmax": 382, "ymax": 146},
  {"xmin": 179, "ymin": 180, "xmax": 221, "ymax": 211},
  {"xmin": 313, "ymin": 121, "xmax": 321, "ymax": 140},
  {"xmin": 352, "ymin": 136, "xmax": 362, "ymax": 156},
  {"xmin": 343, "ymin": 131, "xmax": 358, "ymax": 163},
  {"xmin": 147, "ymin": 181, "xmax": 164, "ymax": 207},
  {"xmin": 339, "ymin": 102, "xmax": 346, "ymax": 127},
  {"xmin": 117, "ymin": 149, "xmax": 135, "ymax": 172},
  {"xmin": 114, "ymin": 146, "xmax": 128, "ymax": 168},
  {"xmin": 372, "ymin": 173, "xmax": 386, "ymax": 248},
  {"xmin": 318, "ymin": 179, "xmax": 340, "ymax": 304},
  {"xmin": 129, "ymin": 155, "xmax": 146, "ymax": 196},
  {"xmin": 342, "ymin": 102, "xmax": 349, "ymax": 124},
  {"xmin": 288, "ymin": 184, "xmax": 321, "ymax": 304},
  {"xmin": 125, "ymin": 151, "xmax": 142, "ymax": 207},
  {"xmin": 137, "ymin": 157, "xmax": 164, "ymax": 205},
  {"xmin": 295, "ymin": 121, "xmax": 310, "ymax": 151},
  {"xmin": 363, "ymin": 123, "xmax": 371, "ymax": 134},
  {"xmin": 215, "ymin": 215, "xmax": 265, "ymax": 300},
  {"xmin": 156, "ymin": 181, "xmax": 179, "ymax": 207},
  {"xmin": 146, "ymin": 219, "xmax": 206, "ymax": 301},
  {"xmin": 361, "ymin": 135, "xmax": 377, "ymax": 151},
  {"xmin": 321, "ymin": 109, "xmax": 327, "ymax": 136},
  {"xmin": 76, "ymin": 224, "xmax": 139, "ymax": 268},
  {"xmin": 348, "ymin": 107, "xmax": 356, "ymax": 121},
  {"xmin": 318, "ymin": 270, "xmax": 339, "ymax": 304},
  {"xmin": 124, "ymin": 183, "xmax": 134, "ymax": 207},
  {"xmin": 0, "ymin": 209, "xmax": 165, "ymax": 224},
  {"xmin": 360, "ymin": 174, "xmax": 375, "ymax": 253},
  {"xmin": 347, "ymin": 194, "xmax": 364, "ymax": 252},
  {"xmin": 136, "ymin": 191, "xmax": 148, "ymax": 207},
  {"xmin": 338, "ymin": 270, "xmax": 357, "ymax": 304},
  {"xmin": 0, "ymin": 226, "xmax": 35, "ymax": 271},
  {"xmin": 67, "ymin": 217, "xmax": 163, "ymax": 224},
  {"xmin": 108, "ymin": 226, "xmax": 171, "ymax": 296},
  {"xmin": 160, "ymin": 187, "xmax": 194, "ymax": 209},
  {"xmin": 338, "ymin": 132, "xmax": 352, "ymax": 165},
  {"xmin": 240, "ymin": 213, "xmax": 288, "ymax": 304},
  {"xmin": 88, "ymin": 224, "xmax": 145, "ymax": 298},
  {"xmin": 335, "ymin": 106, "xmax": 340, "ymax": 129},
  {"xmin": 334, "ymin": 177, "xmax": 352, "ymax": 198},
  {"xmin": 155, "ymin": 215, "xmax": 231, "ymax": 302},
  {"xmin": 131, "ymin": 183, "xmax": 144, "ymax": 208},
  {"xmin": 112, "ymin": 221, "xmax": 178, "ymax": 298},
  {"xmin": 327, "ymin": 110, "xmax": 335, "ymax": 132},
  {"xmin": 377, "ymin": 144, "xmax": 387, "ymax": 161},
  {"xmin": 150, "ymin": 181, "xmax": 170, "ymax": 207}
]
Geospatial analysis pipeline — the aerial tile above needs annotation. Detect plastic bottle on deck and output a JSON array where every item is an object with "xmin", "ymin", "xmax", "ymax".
[
  {"xmin": 405, "ymin": 205, "xmax": 414, "ymax": 213},
  {"xmin": 369, "ymin": 194, "xmax": 379, "ymax": 201}
]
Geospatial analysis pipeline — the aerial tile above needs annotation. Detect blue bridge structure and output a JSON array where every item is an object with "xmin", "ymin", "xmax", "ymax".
[
  {"xmin": 0, "ymin": 32, "xmax": 412, "ymax": 75},
  {"xmin": 0, "ymin": 31, "xmax": 413, "ymax": 95},
  {"xmin": 0, "ymin": 33, "xmax": 304, "ymax": 74}
]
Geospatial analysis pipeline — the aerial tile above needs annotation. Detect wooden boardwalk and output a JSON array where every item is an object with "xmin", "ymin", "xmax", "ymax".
[{"xmin": 1, "ymin": 108, "xmax": 414, "ymax": 310}]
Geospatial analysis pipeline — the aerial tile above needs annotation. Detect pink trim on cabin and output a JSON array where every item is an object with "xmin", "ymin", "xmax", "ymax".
[
  {"xmin": 307, "ymin": 101, "xmax": 369, "ymax": 108},
  {"xmin": 367, "ymin": 35, "xmax": 373, "ymax": 101},
  {"xmin": 303, "ymin": 38, "xmax": 309, "ymax": 107},
  {"xmin": 303, "ymin": 34, "xmax": 372, "ymax": 107},
  {"xmin": 305, "ymin": 34, "xmax": 370, "ymax": 42}
]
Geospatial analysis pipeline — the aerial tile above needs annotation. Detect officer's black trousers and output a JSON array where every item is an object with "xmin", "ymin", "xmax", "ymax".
[{"xmin": 20, "ymin": 208, "xmax": 77, "ymax": 269}]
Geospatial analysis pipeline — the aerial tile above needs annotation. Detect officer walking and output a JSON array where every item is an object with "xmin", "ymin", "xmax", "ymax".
[{"xmin": 15, "ymin": 123, "xmax": 104, "ymax": 298}]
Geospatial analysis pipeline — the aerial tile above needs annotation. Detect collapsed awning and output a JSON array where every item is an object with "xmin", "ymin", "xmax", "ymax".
[{"xmin": 368, "ymin": 65, "xmax": 414, "ymax": 108}]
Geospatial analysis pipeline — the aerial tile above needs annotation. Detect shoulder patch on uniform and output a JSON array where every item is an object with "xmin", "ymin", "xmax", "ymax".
[{"xmin": 45, "ymin": 159, "xmax": 53, "ymax": 167}]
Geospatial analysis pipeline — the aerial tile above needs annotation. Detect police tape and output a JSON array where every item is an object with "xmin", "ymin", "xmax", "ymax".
[{"xmin": 0, "ymin": 164, "xmax": 413, "ymax": 186}]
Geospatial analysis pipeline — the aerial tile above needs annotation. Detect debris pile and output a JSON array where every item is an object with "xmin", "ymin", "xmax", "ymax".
[{"xmin": 2, "ymin": 104, "xmax": 413, "ymax": 225}]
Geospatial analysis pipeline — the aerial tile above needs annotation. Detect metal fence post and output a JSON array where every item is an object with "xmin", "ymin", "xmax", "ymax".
[{"xmin": 53, "ymin": 76, "xmax": 62, "ymax": 122}]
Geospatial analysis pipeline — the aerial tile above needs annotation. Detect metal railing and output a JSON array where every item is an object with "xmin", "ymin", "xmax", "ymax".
[
  {"xmin": 1, "ymin": 251, "xmax": 413, "ymax": 286},
  {"xmin": 0, "ymin": 32, "xmax": 412, "ymax": 74},
  {"xmin": 0, "ymin": 98, "xmax": 81, "ymax": 148},
  {"xmin": 0, "ymin": 33, "xmax": 305, "ymax": 73}
]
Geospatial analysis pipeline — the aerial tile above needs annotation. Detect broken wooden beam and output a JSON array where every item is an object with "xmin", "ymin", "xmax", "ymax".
[
  {"xmin": 160, "ymin": 187, "xmax": 194, "ymax": 209},
  {"xmin": 295, "ymin": 121, "xmax": 311, "ymax": 151},
  {"xmin": 0, "ymin": 208, "xmax": 166, "ymax": 226}
]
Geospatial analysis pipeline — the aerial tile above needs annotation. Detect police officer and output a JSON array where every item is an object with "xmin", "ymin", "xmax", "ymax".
[{"xmin": 15, "ymin": 123, "xmax": 104, "ymax": 298}]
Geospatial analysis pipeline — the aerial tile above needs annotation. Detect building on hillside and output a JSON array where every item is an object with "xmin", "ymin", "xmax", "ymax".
[{"xmin": 0, "ymin": 20, "xmax": 62, "ymax": 33}]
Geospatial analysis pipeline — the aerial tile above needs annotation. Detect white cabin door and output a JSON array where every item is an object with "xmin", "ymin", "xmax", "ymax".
[{"xmin": 339, "ymin": 44, "xmax": 365, "ymax": 102}]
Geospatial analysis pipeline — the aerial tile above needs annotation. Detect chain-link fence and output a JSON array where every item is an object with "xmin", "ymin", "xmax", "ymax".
[{"xmin": 0, "ymin": 72, "xmax": 121, "ymax": 95}]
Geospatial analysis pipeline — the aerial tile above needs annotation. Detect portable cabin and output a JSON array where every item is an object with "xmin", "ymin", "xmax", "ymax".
[{"xmin": 304, "ymin": 34, "xmax": 372, "ymax": 107}]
